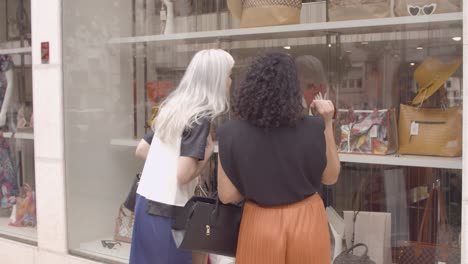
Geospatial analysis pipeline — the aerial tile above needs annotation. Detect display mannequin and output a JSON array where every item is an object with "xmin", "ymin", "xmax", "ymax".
[
  {"xmin": 0, "ymin": 70, "xmax": 14, "ymax": 127},
  {"xmin": 0, "ymin": 55, "xmax": 17, "ymax": 210},
  {"xmin": 162, "ymin": 0, "xmax": 175, "ymax": 34}
]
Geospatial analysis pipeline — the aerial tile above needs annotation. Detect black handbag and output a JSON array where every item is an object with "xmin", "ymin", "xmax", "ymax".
[
  {"xmin": 123, "ymin": 173, "xmax": 141, "ymax": 212},
  {"xmin": 334, "ymin": 244, "xmax": 376, "ymax": 264},
  {"xmin": 171, "ymin": 196, "xmax": 242, "ymax": 257}
]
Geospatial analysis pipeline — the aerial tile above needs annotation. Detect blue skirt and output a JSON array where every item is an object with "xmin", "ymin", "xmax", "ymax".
[{"xmin": 130, "ymin": 194, "xmax": 192, "ymax": 264}]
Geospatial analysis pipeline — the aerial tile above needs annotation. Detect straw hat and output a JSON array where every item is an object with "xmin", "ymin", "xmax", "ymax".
[
  {"xmin": 227, "ymin": 0, "xmax": 243, "ymax": 19},
  {"xmin": 412, "ymin": 57, "xmax": 461, "ymax": 105}
]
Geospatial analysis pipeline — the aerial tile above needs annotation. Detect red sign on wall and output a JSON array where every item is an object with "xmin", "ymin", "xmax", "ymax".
[{"xmin": 41, "ymin": 42, "xmax": 49, "ymax": 64}]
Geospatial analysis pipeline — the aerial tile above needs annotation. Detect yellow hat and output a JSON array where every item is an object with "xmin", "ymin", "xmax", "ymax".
[
  {"xmin": 227, "ymin": 0, "xmax": 243, "ymax": 19},
  {"xmin": 412, "ymin": 57, "xmax": 461, "ymax": 105}
]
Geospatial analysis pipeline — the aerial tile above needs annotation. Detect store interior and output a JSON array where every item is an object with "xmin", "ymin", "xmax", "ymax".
[
  {"xmin": 57, "ymin": 0, "xmax": 462, "ymax": 263},
  {"xmin": 0, "ymin": 0, "xmax": 36, "ymax": 243}
]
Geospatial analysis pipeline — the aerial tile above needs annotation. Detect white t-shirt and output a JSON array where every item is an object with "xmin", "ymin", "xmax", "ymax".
[
  {"xmin": 137, "ymin": 137, "xmax": 198, "ymax": 207},
  {"xmin": 137, "ymin": 119, "xmax": 210, "ymax": 207}
]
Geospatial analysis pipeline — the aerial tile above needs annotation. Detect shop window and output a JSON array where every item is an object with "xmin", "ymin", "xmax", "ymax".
[
  {"xmin": 62, "ymin": 0, "xmax": 463, "ymax": 263},
  {"xmin": 0, "ymin": 0, "xmax": 36, "ymax": 244}
]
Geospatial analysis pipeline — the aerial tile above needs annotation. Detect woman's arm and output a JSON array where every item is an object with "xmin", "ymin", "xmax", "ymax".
[
  {"xmin": 135, "ymin": 139, "xmax": 151, "ymax": 160},
  {"xmin": 177, "ymin": 135, "xmax": 214, "ymax": 185},
  {"xmin": 136, "ymin": 131, "xmax": 154, "ymax": 160},
  {"xmin": 217, "ymin": 155, "xmax": 243, "ymax": 204},
  {"xmin": 322, "ymin": 121, "xmax": 340, "ymax": 185},
  {"xmin": 312, "ymin": 100, "xmax": 341, "ymax": 185}
]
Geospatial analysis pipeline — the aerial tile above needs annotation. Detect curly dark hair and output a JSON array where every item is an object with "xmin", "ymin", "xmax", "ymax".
[{"xmin": 232, "ymin": 53, "xmax": 304, "ymax": 128}]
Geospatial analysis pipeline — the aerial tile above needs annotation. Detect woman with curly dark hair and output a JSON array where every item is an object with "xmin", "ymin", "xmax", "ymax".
[{"xmin": 217, "ymin": 53, "xmax": 340, "ymax": 264}]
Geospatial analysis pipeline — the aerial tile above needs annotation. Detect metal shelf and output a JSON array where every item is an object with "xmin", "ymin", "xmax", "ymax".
[
  {"xmin": 339, "ymin": 153, "xmax": 461, "ymax": 170},
  {"xmin": 0, "ymin": 47, "xmax": 32, "ymax": 55},
  {"xmin": 0, "ymin": 217, "xmax": 37, "ymax": 243},
  {"xmin": 109, "ymin": 13, "xmax": 462, "ymax": 45},
  {"xmin": 3, "ymin": 132, "xmax": 34, "ymax": 140},
  {"xmin": 110, "ymin": 138, "xmax": 460, "ymax": 169},
  {"xmin": 110, "ymin": 138, "xmax": 139, "ymax": 147}
]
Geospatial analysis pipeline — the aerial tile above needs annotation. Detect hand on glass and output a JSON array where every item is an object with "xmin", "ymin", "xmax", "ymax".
[{"xmin": 311, "ymin": 99, "xmax": 335, "ymax": 125}]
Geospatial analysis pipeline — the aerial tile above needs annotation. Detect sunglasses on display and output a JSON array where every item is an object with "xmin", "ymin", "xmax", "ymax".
[
  {"xmin": 101, "ymin": 240, "xmax": 121, "ymax": 249},
  {"xmin": 407, "ymin": 4, "xmax": 437, "ymax": 16}
]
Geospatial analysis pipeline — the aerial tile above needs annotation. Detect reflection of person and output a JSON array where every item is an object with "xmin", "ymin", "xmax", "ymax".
[
  {"xmin": 162, "ymin": 0, "xmax": 175, "ymax": 34},
  {"xmin": 296, "ymin": 55, "xmax": 329, "ymax": 109},
  {"xmin": 363, "ymin": 63, "xmax": 382, "ymax": 109},
  {"xmin": 217, "ymin": 53, "xmax": 340, "ymax": 263},
  {"xmin": 129, "ymin": 49, "xmax": 234, "ymax": 264}
]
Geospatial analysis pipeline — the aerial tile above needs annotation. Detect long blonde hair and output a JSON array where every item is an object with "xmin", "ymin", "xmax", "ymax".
[{"xmin": 153, "ymin": 49, "xmax": 234, "ymax": 145}]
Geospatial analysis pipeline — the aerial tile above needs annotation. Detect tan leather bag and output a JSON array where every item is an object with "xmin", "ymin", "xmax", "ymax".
[
  {"xmin": 328, "ymin": 0, "xmax": 392, "ymax": 21},
  {"xmin": 114, "ymin": 205, "xmax": 134, "ymax": 243},
  {"xmin": 227, "ymin": 0, "xmax": 302, "ymax": 28},
  {"xmin": 398, "ymin": 104, "xmax": 462, "ymax": 157},
  {"xmin": 394, "ymin": 0, "xmax": 461, "ymax": 17}
]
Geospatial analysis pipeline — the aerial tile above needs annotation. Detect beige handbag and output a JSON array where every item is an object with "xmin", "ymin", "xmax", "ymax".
[
  {"xmin": 394, "ymin": 0, "xmax": 461, "ymax": 17},
  {"xmin": 114, "ymin": 205, "xmax": 134, "ymax": 243},
  {"xmin": 398, "ymin": 104, "xmax": 462, "ymax": 157},
  {"xmin": 328, "ymin": 0, "xmax": 392, "ymax": 21},
  {"xmin": 227, "ymin": 0, "xmax": 302, "ymax": 28}
]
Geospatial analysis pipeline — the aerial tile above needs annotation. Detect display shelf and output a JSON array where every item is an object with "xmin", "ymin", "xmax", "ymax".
[
  {"xmin": 0, "ymin": 217, "xmax": 37, "ymax": 243},
  {"xmin": 73, "ymin": 237, "xmax": 130, "ymax": 264},
  {"xmin": 109, "ymin": 13, "xmax": 462, "ymax": 45},
  {"xmin": 339, "ymin": 153, "xmax": 462, "ymax": 170},
  {"xmin": 3, "ymin": 131, "xmax": 34, "ymax": 140},
  {"xmin": 110, "ymin": 138, "xmax": 139, "ymax": 147},
  {"xmin": 110, "ymin": 138, "xmax": 460, "ymax": 169},
  {"xmin": 110, "ymin": 138, "xmax": 220, "ymax": 152},
  {"xmin": 0, "ymin": 47, "xmax": 32, "ymax": 55}
]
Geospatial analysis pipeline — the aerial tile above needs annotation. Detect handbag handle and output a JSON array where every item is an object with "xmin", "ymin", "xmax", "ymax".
[
  {"xmin": 173, "ymin": 196, "xmax": 223, "ymax": 230},
  {"xmin": 417, "ymin": 183, "xmax": 450, "ymax": 244},
  {"xmin": 345, "ymin": 243, "xmax": 369, "ymax": 258},
  {"xmin": 172, "ymin": 198, "xmax": 202, "ymax": 230}
]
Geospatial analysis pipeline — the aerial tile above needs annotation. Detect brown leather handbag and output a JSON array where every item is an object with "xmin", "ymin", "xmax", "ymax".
[
  {"xmin": 396, "ymin": 185, "xmax": 460, "ymax": 263},
  {"xmin": 398, "ymin": 104, "xmax": 462, "ymax": 157},
  {"xmin": 227, "ymin": 0, "xmax": 302, "ymax": 28},
  {"xmin": 328, "ymin": 0, "xmax": 392, "ymax": 21}
]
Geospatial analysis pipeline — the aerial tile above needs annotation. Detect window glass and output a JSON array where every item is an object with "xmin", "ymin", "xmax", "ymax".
[
  {"xmin": 0, "ymin": 0, "xmax": 36, "ymax": 244},
  {"xmin": 63, "ymin": 0, "xmax": 463, "ymax": 262}
]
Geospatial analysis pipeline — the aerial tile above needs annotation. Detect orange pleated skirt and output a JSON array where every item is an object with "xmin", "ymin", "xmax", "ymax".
[{"xmin": 235, "ymin": 194, "xmax": 331, "ymax": 264}]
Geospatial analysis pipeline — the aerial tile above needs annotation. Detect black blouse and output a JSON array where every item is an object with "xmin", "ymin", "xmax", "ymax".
[
  {"xmin": 142, "ymin": 118, "xmax": 210, "ymax": 160},
  {"xmin": 217, "ymin": 116, "xmax": 327, "ymax": 207}
]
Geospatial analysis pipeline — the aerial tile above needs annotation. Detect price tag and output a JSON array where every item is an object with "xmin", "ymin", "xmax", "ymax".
[
  {"xmin": 410, "ymin": 121, "xmax": 419, "ymax": 136},
  {"xmin": 370, "ymin": 126, "xmax": 378, "ymax": 138}
]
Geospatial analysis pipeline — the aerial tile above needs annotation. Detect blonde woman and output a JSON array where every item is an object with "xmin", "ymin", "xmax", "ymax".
[{"xmin": 130, "ymin": 49, "xmax": 234, "ymax": 264}]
